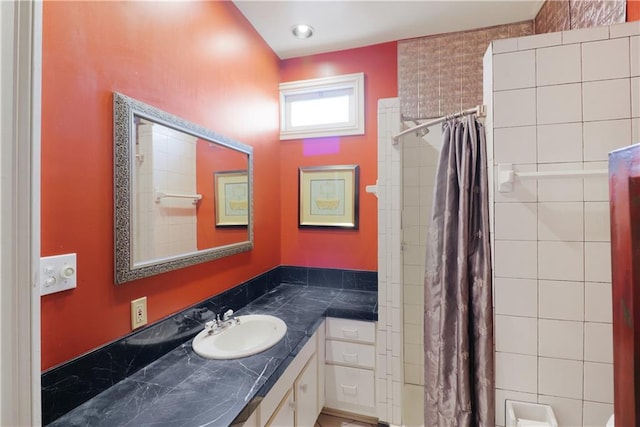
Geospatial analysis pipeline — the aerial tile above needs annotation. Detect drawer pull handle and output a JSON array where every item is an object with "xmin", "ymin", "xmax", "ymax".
[
  {"xmin": 341, "ymin": 327, "xmax": 359, "ymax": 338},
  {"xmin": 342, "ymin": 352, "xmax": 359, "ymax": 363},
  {"xmin": 340, "ymin": 384, "xmax": 358, "ymax": 396},
  {"xmin": 299, "ymin": 383, "xmax": 308, "ymax": 393},
  {"xmin": 288, "ymin": 400, "xmax": 296, "ymax": 410}
]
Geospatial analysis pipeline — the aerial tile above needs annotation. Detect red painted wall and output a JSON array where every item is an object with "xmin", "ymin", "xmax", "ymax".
[
  {"xmin": 629, "ymin": 0, "xmax": 640, "ymax": 20},
  {"xmin": 41, "ymin": 1, "xmax": 281, "ymax": 370},
  {"xmin": 279, "ymin": 43, "xmax": 397, "ymax": 271},
  {"xmin": 196, "ymin": 140, "xmax": 248, "ymax": 248}
]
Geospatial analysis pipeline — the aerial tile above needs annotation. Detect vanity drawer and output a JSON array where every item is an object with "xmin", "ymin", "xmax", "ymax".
[
  {"xmin": 325, "ymin": 318, "xmax": 375, "ymax": 344},
  {"xmin": 325, "ymin": 364, "xmax": 375, "ymax": 409},
  {"xmin": 326, "ymin": 340, "xmax": 374, "ymax": 369}
]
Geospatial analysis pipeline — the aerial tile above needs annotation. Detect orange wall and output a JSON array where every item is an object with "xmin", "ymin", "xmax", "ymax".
[
  {"xmin": 279, "ymin": 43, "xmax": 397, "ymax": 271},
  {"xmin": 196, "ymin": 140, "xmax": 248, "ymax": 248},
  {"xmin": 41, "ymin": 1, "xmax": 281, "ymax": 370},
  {"xmin": 629, "ymin": 0, "xmax": 640, "ymax": 20}
]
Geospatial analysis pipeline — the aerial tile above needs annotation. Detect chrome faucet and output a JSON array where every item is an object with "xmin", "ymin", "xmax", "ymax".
[{"xmin": 204, "ymin": 309, "xmax": 239, "ymax": 335}]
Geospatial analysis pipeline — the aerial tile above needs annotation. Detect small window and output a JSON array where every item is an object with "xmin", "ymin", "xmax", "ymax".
[{"xmin": 279, "ymin": 73, "xmax": 364, "ymax": 140}]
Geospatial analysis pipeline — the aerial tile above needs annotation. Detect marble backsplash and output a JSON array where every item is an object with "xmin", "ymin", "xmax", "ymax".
[{"xmin": 41, "ymin": 266, "xmax": 377, "ymax": 425}]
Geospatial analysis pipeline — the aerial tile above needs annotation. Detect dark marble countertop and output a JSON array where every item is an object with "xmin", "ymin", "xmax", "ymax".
[{"xmin": 49, "ymin": 284, "xmax": 377, "ymax": 427}]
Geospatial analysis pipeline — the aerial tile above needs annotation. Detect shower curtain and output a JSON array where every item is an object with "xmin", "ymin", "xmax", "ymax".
[{"xmin": 423, "ymin": 115, "xmax": 494, "ymax": 427}]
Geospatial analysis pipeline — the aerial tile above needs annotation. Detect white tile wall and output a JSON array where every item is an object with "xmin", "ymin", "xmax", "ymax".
[
  {"xmin": 486, "ymin": 25, "xmax": 627, "ymax": 426},
  {"xmin": 539, "ymin": 319, "xmax": 584, "ymax": 360},
  {"xmin": 495, "ymin": 315, "xmax": 537, "ymax": 355},
  {"xmin": 585, "ymin": 282, "xmax": 613, "ymax": 323},
  {"xmin": 495, "ymin": 240, "xmax": 538, "ymax": 279},
  {"xmin": 584, "ymin": 242, "xmax": 612, "ymax": 283},
  {"xmin": 536, "ymin": 44, "xmax": 581, "ymax": 86},
  {"xmin": 631, "ymin": 36, "xmax": 639, "ymax": 77},
  {"xmin": 537, "ymin": 162, "xmax": 584, "ymax": 202},
  {"xmin": 493, "ymin": 50, "xmax": 536, "ymax": 91},
  {"xmin": 582, "ymin": 38, "xmax": 630, "ymax": 81},
  {"xmin": 377, "ymin": 98, "xmax": 403, "ymax": 425},
  {"xmin": 584, "ymin": 322, "xmax": 613, "ymax": 364},
  {"xmin": 562, "ymin": 26, "xmax": 609, "ymax": 45},
  {"xmin": 494, "ymin": 202, "xmax": 537, "ymax": 240},
  {"xmin": 539, "ymin": 357, "xmax": 583, "ymax": 399},
  {"xmin": 539, "ymin": 280, "xmax": 584, "ymax": 321},
  {"xmin": 632, "ymin": 77, "xmax": 639, "ymax": 117},
  {"xmin": 494, "ymin": 278, "xmax": 538, "ymax": 317},
  {"xmin": 583, "ymin": 401, "xmax": 614, "ymax": 427},
  {"xmin": 583, "ymin": 119, "xmax": 632, "ymax": 161},
  {"xmin": 584, "ymin": 202, "xmax": 611, "ymax": 242},
  {"xmin": 537, "ymin": 123, "xmax": 583, "ymax": 163},
  {"xmin": 493, "ymin": 126, "xmax": 537, "ymax": 164},
  {"xmin": 538, "ymin": 241, "xmax": 584, "ymax": 281},
  {"xmin": 493, "ymin": 38, "xmax": 519, "ymax": 54},
  {"xmin": 609, "ymin": 21, "xmax": 640, "ymax": 38},
  {"xmin": 537, "ymin": 202, "xmax": 583, "ymax": 241},
  {"xmin": 494, "ymin": 88, "xmax": 536, "ymax": 127},
  {"xmin": 518, "ymin": 32, "xmax": 562, "ymax": 50},
  {"xmin": 537, "ymin": 84, "xmax": 583, "ymax": 125},
  {"xmin": 584, "ymin": 362, "xmax": 614, "ymax": 403},
  {"xmin": 495, "ymin": 352, "xmax": 538, "ymax": 393},
  {"xmin": 584, "ymin": 162, "xmax": 610, "ymax": 202},
  {"xmin": 582, "ymin": 78, "xmax": 631, "ymax": 121}
]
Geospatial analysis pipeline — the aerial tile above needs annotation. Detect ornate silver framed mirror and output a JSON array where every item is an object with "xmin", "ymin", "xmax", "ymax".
[{"xmin": 113, "ymin": 92, "xmax": 253, "ymax": 284}]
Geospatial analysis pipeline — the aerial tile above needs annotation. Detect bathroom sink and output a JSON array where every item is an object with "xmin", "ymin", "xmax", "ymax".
[{"xmin": 192, "ymin": 314, "xmax": 287, "ymax": 360}]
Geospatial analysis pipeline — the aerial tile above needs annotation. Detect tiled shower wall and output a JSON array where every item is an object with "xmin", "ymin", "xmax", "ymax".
[
  {"xmin": 484, "ymin": 21, "xmax": 639, "ymax": 427},
  {"xmin": 398, "ymin": 21, "xmax": 533, "ymax": 120},
  {"xmin": 535, "ymin": 0, "xmax": 626, "ymax": 34},
  {"xmin": 135, "ymin": 123, "xmax": 198, "ymax": 262},
  {"xmin": 376, "ymin": 97, "xmax": 403, "ymax": 426}
]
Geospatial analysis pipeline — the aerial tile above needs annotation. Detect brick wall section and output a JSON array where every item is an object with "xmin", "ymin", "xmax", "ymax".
[
  {"xmin": 534, "ymin": 0, "xmax": 571, "ymax": 33},
  {"xmin": 535, "ymin": 0, "xmax": 626, "ymax": 33},
  {"xmin": 398, "ymin": 22, "xmax": 532, "ymax": 119}
]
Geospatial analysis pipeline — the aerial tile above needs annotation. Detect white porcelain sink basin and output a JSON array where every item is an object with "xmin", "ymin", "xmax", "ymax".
[{"xmin": 192, "ymin": 314, "xmax": 287, "ymax": 360}]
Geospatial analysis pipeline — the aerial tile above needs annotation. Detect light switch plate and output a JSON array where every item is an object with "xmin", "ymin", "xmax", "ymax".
[{"xmin": 40, "ymin": 253, "xmax": 77, "ymax": 296}]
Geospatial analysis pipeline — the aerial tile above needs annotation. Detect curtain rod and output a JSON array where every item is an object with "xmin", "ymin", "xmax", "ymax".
[{"xmin": 392, "ymin": 105, "xmax": 486, "ymax": 145}]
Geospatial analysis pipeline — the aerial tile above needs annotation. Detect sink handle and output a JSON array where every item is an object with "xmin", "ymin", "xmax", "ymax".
[
  {"xmin": 204, "ymin": 320, "xmax": 216, "ymax": 334},
  {"xmin": 222, "ymin": 309, "xmax": 234, "ymax": 321}
]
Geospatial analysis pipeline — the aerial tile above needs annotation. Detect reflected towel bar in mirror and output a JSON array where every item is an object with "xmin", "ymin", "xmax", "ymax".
[{"xmin": 154, "ymin": 188, "xmax": 202, "ymax": 205}]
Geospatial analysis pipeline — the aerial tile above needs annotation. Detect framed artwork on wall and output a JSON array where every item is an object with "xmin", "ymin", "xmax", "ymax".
[
  {"xmin": 214, "ymin": 170, "xmax": 248, "ymax": 226},
  {"xmin": 298, "ymin": 165, "xmax": 359, "ymax": 229}
]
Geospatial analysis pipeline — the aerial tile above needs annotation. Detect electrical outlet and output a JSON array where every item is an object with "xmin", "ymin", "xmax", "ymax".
[{"xmin": 131, "ymin": 297, "xmax": 148, "ymax": 330}]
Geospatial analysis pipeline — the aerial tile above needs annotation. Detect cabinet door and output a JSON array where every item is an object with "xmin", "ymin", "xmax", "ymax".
[
  {"xmin": 295, "ymin": 354, "xmax": 318, "ymax": 427},
  {"xmin": 265, "ymin": 388, "xmax": 295, "ymax": 427}
]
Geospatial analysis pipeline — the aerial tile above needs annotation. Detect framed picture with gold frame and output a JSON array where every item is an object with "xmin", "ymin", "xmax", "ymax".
[
  {"xmin": 298, "ymin": 165, "xmax": 359, "ymax": 229},
  {"xmin": 214, "ymin": 170, "xmax": 248, "ymax": 227}
]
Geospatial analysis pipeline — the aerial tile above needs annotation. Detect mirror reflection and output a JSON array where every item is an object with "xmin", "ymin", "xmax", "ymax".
[{"xmin": 114, "ymin": 93, "xmax": 253, "ymax": 284}]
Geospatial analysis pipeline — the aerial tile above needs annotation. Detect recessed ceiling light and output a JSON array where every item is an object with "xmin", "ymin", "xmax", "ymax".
[{"xmin": 291, "ymin": 24, "xmax": 314, "ymax": 39}]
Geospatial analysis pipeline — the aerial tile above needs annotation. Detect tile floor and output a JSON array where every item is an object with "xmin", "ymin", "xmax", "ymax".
[{"xmin": 314, "ymin": 413, "xmax": 376, "ymax": 427}]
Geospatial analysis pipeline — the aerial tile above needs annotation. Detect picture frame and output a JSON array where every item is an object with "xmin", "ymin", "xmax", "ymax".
[
  {"xmin": 298, "ymin": 165, "xmax": 359, "ymax": 229},
  {"xmin": 214, "ymin": 170, "xmax": 249, "ymax": 227}
]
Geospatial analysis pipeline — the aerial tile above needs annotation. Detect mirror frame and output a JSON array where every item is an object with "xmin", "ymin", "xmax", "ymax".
[{"xmin": 113, "ymin": 92, "xmax": 254, "ymax": 284}]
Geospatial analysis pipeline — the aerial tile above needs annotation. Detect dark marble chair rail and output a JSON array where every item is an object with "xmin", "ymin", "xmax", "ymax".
[{"xmin": 42, "ymin": 266, "xmax": 377, "ymax": 425}]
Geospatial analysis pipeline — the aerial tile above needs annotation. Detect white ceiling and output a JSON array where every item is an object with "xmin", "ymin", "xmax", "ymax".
[{"xmin": 233, "ymin": 1, "xmax": 545, "ymax": 59}]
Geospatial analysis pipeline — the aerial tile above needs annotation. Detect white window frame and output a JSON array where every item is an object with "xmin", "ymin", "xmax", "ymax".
[{"xmin": 279, "ymin": 72, "xmax": 365, "ymax": 140}]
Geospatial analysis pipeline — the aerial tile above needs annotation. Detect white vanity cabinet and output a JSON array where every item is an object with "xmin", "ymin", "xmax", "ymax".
[
  {"xmin": 254, "ymin": 321, "xmax": 325, "ymax": 427},
  {"xmin": 324, "ymin": 318, "xmax": 377, "ymax": 418}
]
